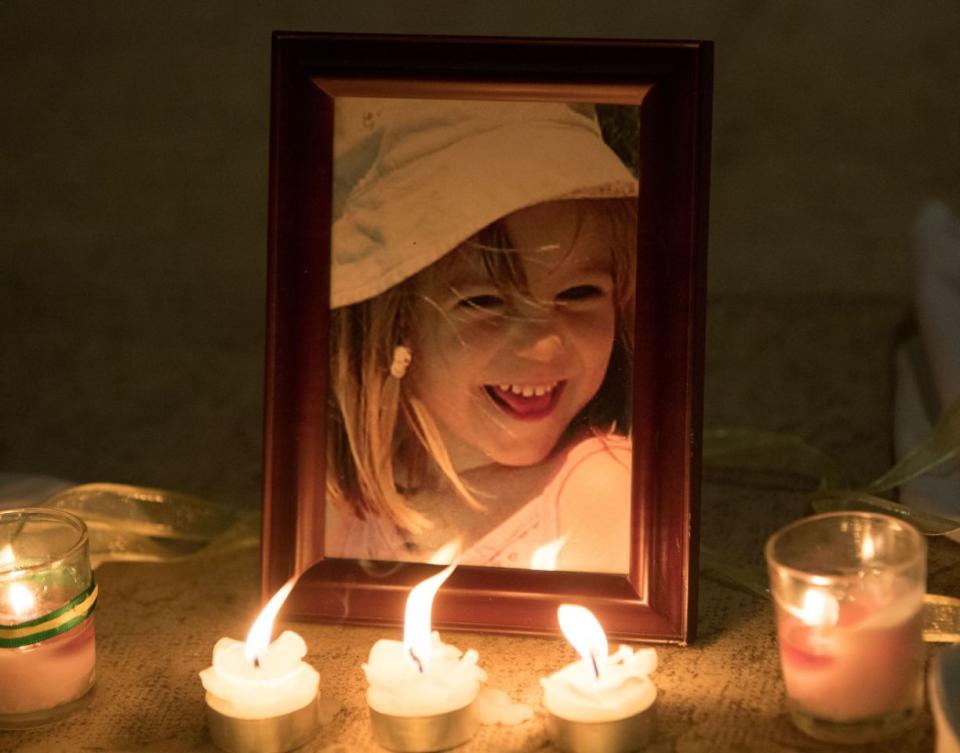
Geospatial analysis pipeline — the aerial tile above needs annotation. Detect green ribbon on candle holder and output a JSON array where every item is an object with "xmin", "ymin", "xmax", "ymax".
[{"xmin": 0, "ymin": 579, "xmax": 98, "ymax": 648}]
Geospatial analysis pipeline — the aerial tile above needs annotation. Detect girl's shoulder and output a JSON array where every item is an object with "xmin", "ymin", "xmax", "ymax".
[
  {"xmin": 550, "ymin": 432, "xmax": 632, "ymax": 572},
  {"xmin": 553, "ymin": 432, "xmax": 631, "ymax": 491},
  {"xmin": 567, "ymin": 431, "xmax": 631, "ymax": 457}
]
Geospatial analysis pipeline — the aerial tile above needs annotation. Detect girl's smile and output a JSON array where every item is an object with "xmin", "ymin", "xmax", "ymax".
[
  {"xmin": 409, "ymin": 200, "xmax": 618, "ymax": 472},
  {"xmin": 484, "ymin": 381, "xmax": 564, "ymax": 420}
]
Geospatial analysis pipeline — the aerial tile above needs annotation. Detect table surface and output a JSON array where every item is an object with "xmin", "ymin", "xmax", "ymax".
[{"xmin": 4, "ymin": 297, "xmax": 960, "ymax": 753}]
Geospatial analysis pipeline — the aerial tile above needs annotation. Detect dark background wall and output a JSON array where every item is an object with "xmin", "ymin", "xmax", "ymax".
[{"xmin": 2, "ymin": 1, "xmax": 959, "ymax": 504}]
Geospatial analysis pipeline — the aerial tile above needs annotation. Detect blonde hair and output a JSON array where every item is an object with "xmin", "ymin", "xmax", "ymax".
[{"xmin": 327, "ymin": 198, "xmax": 637, "ymax": 532}]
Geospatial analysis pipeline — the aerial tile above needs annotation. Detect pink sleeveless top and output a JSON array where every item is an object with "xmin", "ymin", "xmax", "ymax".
[{"xmin": 325, "ymin": 434, "xmax": 631, "ymax": 571}]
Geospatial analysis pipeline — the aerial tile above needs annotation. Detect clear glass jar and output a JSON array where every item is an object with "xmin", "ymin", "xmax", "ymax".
[
  {"xmin": 766, "ymin": 511, "xmax": 925, "ymax": 744},
  {"xmin": 0, "ymin": 508, "xmax": 97, "ymax": 728}
]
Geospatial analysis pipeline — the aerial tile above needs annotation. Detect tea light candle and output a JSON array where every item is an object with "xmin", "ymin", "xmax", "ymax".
[
  {"xmin": 541, "ymin": 605, "xmax": 657, "ymax": 753},
  {"xmin": 200, "ymin": 580, "xmax": 320, "ymax": 753},
  {"xmin": 0, "ymin": 511, "xmax": 98, "ymax": 729},
  {"xmin": 363, "ymin": 557, "xmax": 486, "ymax": 752}
]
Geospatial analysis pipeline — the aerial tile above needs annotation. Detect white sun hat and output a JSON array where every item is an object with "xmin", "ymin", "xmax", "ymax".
[{"xmin": 331, "ymin": 97, "xmax": 638, "ymax": 309}]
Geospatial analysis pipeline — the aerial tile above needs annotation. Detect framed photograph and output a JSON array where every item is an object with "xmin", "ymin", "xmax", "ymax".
[{"xmin": 262, "ymin": 32, "xmax": 711, "ymax": 643}]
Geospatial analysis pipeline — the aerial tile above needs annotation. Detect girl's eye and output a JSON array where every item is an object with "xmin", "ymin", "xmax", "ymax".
[
  {"xmin": 556, "ymin": 285, "xmax": 605, "ymax": 303},
  {"xmin": 457, "ymin": 294, "xmax": 504, "ymax": 312}
]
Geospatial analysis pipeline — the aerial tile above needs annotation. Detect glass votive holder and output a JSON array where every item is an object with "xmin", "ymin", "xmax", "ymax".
[
  {"xmin": 0, "ymin": 508, "xmax": 98, "ymax": 729},
  {"xmin": 765, "ymin": 511, "xmax": 926, "ymax": 744}
]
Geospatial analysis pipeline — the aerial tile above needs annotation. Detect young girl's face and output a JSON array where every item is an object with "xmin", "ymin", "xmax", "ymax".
[{"xmin": 408, "ymin": 200, "xmax": 618, "ymax": 471}]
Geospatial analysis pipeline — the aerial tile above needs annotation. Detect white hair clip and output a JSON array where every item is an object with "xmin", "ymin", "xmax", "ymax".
[{"xmin": 390, "ymin": 345, "xmax": 412, "ymax": 379}]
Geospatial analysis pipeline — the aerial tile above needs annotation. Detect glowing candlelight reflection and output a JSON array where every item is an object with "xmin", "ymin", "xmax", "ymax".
[
  {"xmin": 6, "ymin": 583, "xmax": 35, "ymax": 618},
  {"xmin": 531, "ymin": 535, "xmax": 568, "ymax": 570},
  {"xmin": 1, "ymin": 544, "xmax": 35, "ymax": 618},
  {"xmin": 799, "ymin": 589, "xmax": 840, "ymax": 627}
]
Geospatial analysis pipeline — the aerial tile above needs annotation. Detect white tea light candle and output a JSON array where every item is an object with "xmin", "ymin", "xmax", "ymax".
[
  {"xmin": 200, "ymin": 579, "xmax": 320, "ymax": 753},
  {"xmin": 364, "ymin": 553, "xmax": 486, "ymax": 752},
  {"xmin": 542, "ymin": 604, "xmax": 657, "ymax": 753}
]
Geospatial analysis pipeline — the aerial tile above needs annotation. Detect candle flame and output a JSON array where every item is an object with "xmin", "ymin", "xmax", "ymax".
[
  {"xmin": 427, "ymin": 538, "xmax": 461, "ymax": 566},
  {"xmin": 800, "ymin": 588, "xmax": 839, "ymax": 627},
  {"xmin": 7, "ymin": 582, "xmax": 35, "ymax": 617},
  {"xmin": 558, "ymin": 604, "xmax": 608, "ymax": 679},
  {"xmin": 531, "ymin": 535, "xmax": 568, "ymax": 570},
  {"xmin": 861, "ymin": 531, "xmax": 876, "ymax": 561},
  {"xmin": 404, "ymin": 542, "xmax": 459, "ymax": 673},
  {"xmin": 244, "ymin": 578, "xmax": 297, "ymax": 666},
  {"xmin": 0, "ymin": 545, "xmax": 14, "ymax": 567}
]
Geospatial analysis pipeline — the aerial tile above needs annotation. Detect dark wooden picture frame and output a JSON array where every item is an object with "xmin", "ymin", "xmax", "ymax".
[{"xmin": 262, "ymin": 32, "xmax": 711, "ymax": 643}]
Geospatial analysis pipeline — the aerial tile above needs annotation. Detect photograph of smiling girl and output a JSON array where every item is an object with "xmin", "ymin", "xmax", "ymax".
[{"xmin": 324, "ymin": 97, "xmax": 639, "ymax": 575}]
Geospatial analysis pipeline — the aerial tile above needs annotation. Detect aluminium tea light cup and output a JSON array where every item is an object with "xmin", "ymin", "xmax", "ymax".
[
  {"xmin": 368, "ymin": 696, "xmax": 480, "ymax": 753},
  {"xmin": 545, "ymin": 705, "xmax": 656, "ymax": 753},
  {"xmin": 363, "ymin": 552, "xmax": 486, "ymax": 752},
  {"xmin": 0, "ymin": 508, "xmax": 98, "ymax": 730},
  {"xmin": 205, "ymin": 697, "xmax": 319, "ymax": 753},
  {"xmin": 542, "ymin": 605, "xmax": 658, "ymax": 753},
  {"xmin": 364, "ymin": 635, "xmax": 483, "ymax": 753},
  {"xmin": 199, "ymin": 580, "xmax": 320, "ymax": 753}
]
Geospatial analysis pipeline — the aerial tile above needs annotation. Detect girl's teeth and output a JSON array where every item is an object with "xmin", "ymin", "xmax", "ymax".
[{"xmin": 496, "ymin": 382, "xmax": 558, "ymax": 397}]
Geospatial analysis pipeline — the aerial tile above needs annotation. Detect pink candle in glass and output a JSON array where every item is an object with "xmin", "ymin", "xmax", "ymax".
[
  {"xmin": 766, "ymin": 512, "xmax": 927, "ymax": 744},
  {"xmin": 775, "ymin": 586, "xmax": 925, "ymax": 721},
  {"xmin": 0, "ymin": 509, "xmax": 98, "ymax": 727},
  {"xmin": 0, "ymin": 617, "xmax": 96, "ymax": 716}
]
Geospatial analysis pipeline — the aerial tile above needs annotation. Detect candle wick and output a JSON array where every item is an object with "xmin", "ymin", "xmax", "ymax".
[
  {"xmin": 253, "ymin": 656, "xmax": 261, "ymax": 670},
  {"xmin": 591, "ymin": 655, "xmax": 600, "ymax": 680},
  {"xmin": 409, "ymin": 647, "xmax": 424, "ymax": 674}
]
